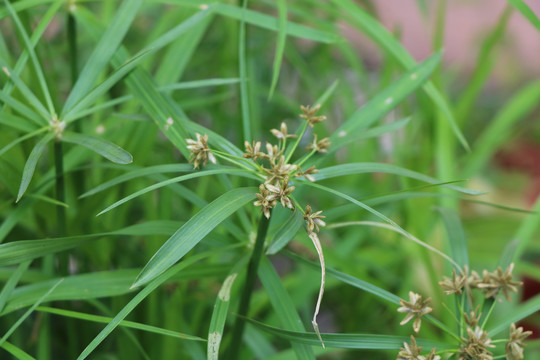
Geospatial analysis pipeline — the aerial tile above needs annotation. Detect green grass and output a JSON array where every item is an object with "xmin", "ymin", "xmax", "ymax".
[{"xmin": 1, "ymin": 1, "xmax": 540, "ymax": 359}]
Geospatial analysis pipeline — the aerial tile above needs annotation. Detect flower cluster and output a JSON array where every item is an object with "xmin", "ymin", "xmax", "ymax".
[
  {"xmin": 396, "ymin": 263, "xmax": 531, "ymax": 359},
  {"xmin": 186, "ymin": 133, "xmax": 216, "ymax": 169}
]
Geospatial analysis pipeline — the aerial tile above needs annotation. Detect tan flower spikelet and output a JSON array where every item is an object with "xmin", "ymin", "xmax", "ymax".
[
  {"xmin": 186, "ymin": 133, "xmax": 216, "ymax": 169},
  {"xmin": 397, "ymin": 292, "xmax": 432, "ymax": 333}
]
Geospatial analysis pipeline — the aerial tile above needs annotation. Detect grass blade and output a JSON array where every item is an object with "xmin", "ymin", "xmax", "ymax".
[
  {"xmin": 213, "ymin": 3, "xmax": 338, "ymax": 43},
  {"xmin": 97, "ymin": 168, "xmax": 253, "ymax": 216},
  {"xmin": 0, "ymin": 278, "xmax": 63, "ymax": 348},
  {"xmin": 0, "ymin": 126, "xmax": 49, "ymax": 158},
  {"xmin": 76, "ymin": 250, "xmax": 214, "ymax": 360},
  {"xmin": 0, "ymin": 261, "xmax": 31, "ymax": 313},
  {"xmin": 266, "ymin": 209, "xmax": 304, "ymax": 255},
  {"xmin": 435, "ymin": 207, "xmax": 469, "ymax": 268},
  {"xmin": 506, "ymin": 0, "xmax": 540, "ymax": 32},
  {"xmin": 267, "ymin": 0, "xmax": 287, "ymax": 100},
  {"xmin": 62, "ymin": 0, "xmax": 142, "ymax": 113},
  {"xmin": 333, "ymin": 0, "xmax": 469, "ymax": 150},
  {"xmin": 36, "ymin": 306, "xmax": 205, "ymax": 341},
  {"xmin": 463, "ymin": 80, "xmax": 540, "ymax": 177},
  {"xmin": 16, "ymin": 132, "xmax": 55, "ymax": 202},
  {"xmin": 3, "ymin": 0, "xmax": 55, "ymax": 116},
  {"xmin": 245, "ymin": 317, "xmax": 452, "ymax": 350},
  {"xmin": 61, "ymin": 132, "xmax": 133, "ymax": 164},
  {"xmin": 488, "ymin": 293, "xmax": 540, "ymax": 337},
  {"xmin": 0, "ymin": 341, "xmax": 36, "ymax": 360},
  {"xmin": 207, "ymin": 256, "xmax": 249, "ymax": 359},
  {"xmin": 238, "ymin": 0, "xmax": 251, "ymax": 142},
  {"xmin": 258, "ymin": 257, "xmax": 315, "ymax": 359},
  {"xmin": 132, "ymin": 187, "xmax": 257, "ymax": 288},
  {"xmin": 0, "ymin": 89, "xmax": 45, "ymax": 125},
  {"xmin": 329, "ymin": 52, "xmax": 441, "ymax": 149},
  {"xmin": 315, "ymin": 162, "xmax": 483, "ymax": 195}
]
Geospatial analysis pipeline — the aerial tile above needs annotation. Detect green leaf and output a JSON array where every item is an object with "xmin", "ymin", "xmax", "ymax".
[
  {"xmin": 329, "ymin": 52, "xmax": 441, "ymax": 149},
  {"xmin": 246, "ymin": 317, "xmax": 452, "ymax": 349},
  {"xmin": 0, "ymin": 278, "xmax": 63, "ymax": 348},
  {"xmin": 16, "ymin": 132, "xmax": 55, "ymax": 202},
  {"xmin": 0, "ymin": 221, "xmax": 182, "ymax": 266},
  {"xmin": 488, "ymin": 294, "xmax": 540, "ymax": 337},
  {"xmin": 76, "ymin": 250, "xmax": 214, "ymax": 360},
  {"xmin": 62, "ymin": 49, "xmax": 153, "ymax": 121},
  {"xmin": 3, "ymin": 0, "xmax": 55, "ymax": 116},
  {"xmin": 267, "ymin": 210, "xmax": 304, "ymax": 255},
  {"xmin": 207, "ymin": 256, "xmax": 249, "ymax": 359},
  {"xmin": 258, "ymin": 257, "xmax": 315, "ymax": 359},
  {"xmin": 238, "ymin": 0, "xmax": 251, "ymax": 142},
  {"xmin": 436, "ymin": 207, "xmax": 469, "ymax": 268},
  {"xmin": 463, "ymin": 80, "xmax": 540, "ymax": 177},
  {"xmin": 36, "ymin": 306, "xmax": 205, "ymax": 341},
  {"xmin": 0, "ymin": 341, "xmax": 36, "ymax": 360},
  {"xmin": 506, "ymin": 0, "xmax": 540, "ymax": 33},
  {"xmin": 2, "ymin": 270, "xmax": 136, "ymax": 315},
  {"xmin": 0, "ymin": 126, "xmax": 49, "ymax": 158},
  {"xmin": 132, "ymin": 188, "xmax": 257, "ymax": 288},
  {"xmin": 0, "ymin": 89, "xmax": 45, "ymax": 125},
  {"xmin": 80, "ymin": 164, "xmax": 193, "ymax": 198},
  {"xmin": 97, "ymin": 168, "xmax": 254, "ymax": 216},
  {"xmin": 0, "ymin": 260, "xmax": 31, "ymax": 313},
  {"xmin": 268, "ymin": 0, "xmax": 287, "ymax": 100},
  {"xmin": 213, "ymin": 3, "xmax": 338, "ymax": 43},
  {"xmin": 62, "ymin": 0, "xmax": 142, "ymax": 113},
  {"xmin": 332, "ymin": 0, "xmax": 469, "ymax": 150},
  {"xmin": 61, "ymin": 132, "xmax": 133, "ymax": 164},
  {"xmin": 315, "ymin": 162, "xmax": 483, "ymax": 195}
]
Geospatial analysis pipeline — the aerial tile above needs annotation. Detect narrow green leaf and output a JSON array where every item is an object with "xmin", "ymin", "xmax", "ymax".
[
  {"xmin": 0, "ymin": 341, "xmax": 36, "ymax": 360},
  {"xmin": 132, "ymin": 188, "xmax": 257, "ymax": 288},
  {"xmin": 329, "ymin": 52, "xmax": 441, "ymax": 149},
  {"xmin": 0, "ymin": 221, "xmax": 182, "ymax": 266},
  {"xmin": 268, "ymin": 0, "xmax": 287, "ymax": 100},
  {"xmin": 0, "ymin": 61, "xmax": 49, "ymax": 119},
  {"xmin": 76, "ymin": 250, "xmax": 214, "ymax": 360},
  {"xmin": 0, "ymin": 126, "xmax": 49, "ymax": 158},
  {"xmin": 0, "ymin": 261, "xmax": 31, "ymax": 313},
  {"xmin": 2, "ymin": 271, "xmax": 136, "ymax": 315},
  {"xmin": 488, "ymin": 294, "xmax": 540, "ymax": 336},
  {"xmin": 207, "ymin": 256, "xmax": 249, "ymax": 359},
  {"xmin": 80, "ymin": 164, "xmax": 193, "ymax": 198},
  {"xmin": 61, "ymin": 132, "xmax": 133, "ymax": 164},
  {"xmin": 333, "ymin": 0, "xmax": 469, "ymax": 150},
  {"xmin": 213, "ymin": 3, "xmax": 338, "ymax": 43},
  {"xmin": 62, "ymin": 49, "xmax": 153, "ymax": 121},
  {"xmin": 0, "ymin": 113, "xmax": 37, "ymax": 132},
  {"xmin": 0, "ymin": 278, "xmax": 63, "ymax": 348},
  {"xmin": 315, "ymin": 162, "xmax": 483, "ymax": 195},
  {"xmin": 258, "ymin": 257, "xmax": 315, "ymax": 359},
  {"xmin": 97, "ymin": 168, "xmax": 253, "ymax": 216},
  {"xmin": 62, "ymin": 0, "xmax": 142, "ymax": 113},
  {"xmin": 506, "ymin": 0, "xmax": 540, "ymax": 32},
  {"xmin": 16, "ymin": 132, "xmax": 55, "ymax": 202},
  {"xmin": 3, "ymin": 0, "xmax": 55, "ymax": 116},
  {"xmin": 0, "ymin": 89, "xmax": 45, "ymax": 125},
  {"xmin": 36, "ymin": 306, "xmax": 205, "ymax": 341},
  {"xmin": 238, "ymin": 0, "xmax": 251, "ymax": 142},
  {"xmin": 512, "ymin": 196, "xmax": 540, "ymax": 263},
  {"xmin": 246, "ymin": 317, "xmax": 452, "ymax": 349},
  {"xmin": 267, "ymin": 210, "xmax": 304, "ymax": 255},
  {"xmin": 436, "ymin": 207, "xmax": 469, "ymax": 268},
  {"xmin": 463, "ymin": 80, "xmax": 540, "ymax": 177}
]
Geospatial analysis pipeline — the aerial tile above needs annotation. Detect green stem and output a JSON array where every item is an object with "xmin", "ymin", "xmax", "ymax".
[
  {"xmin": 285, "ymin": 121, "xmax": 309, "ymax": 163},
  {"xmin": 54, "ymin": 140, "xmax": 66, "ymax": 236},
  {"xmin": 228, "ymin": 212, "xmax": 271, "ymax": 358}
]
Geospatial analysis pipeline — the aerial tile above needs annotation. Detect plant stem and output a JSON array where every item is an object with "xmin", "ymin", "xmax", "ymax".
[
  {"xmin": 228, "ymin": 212, "xmax": 271, "ymax": 358},
  {"xmin": 54, "ymin": 140, "xmax": 66, "ymax": 236}
]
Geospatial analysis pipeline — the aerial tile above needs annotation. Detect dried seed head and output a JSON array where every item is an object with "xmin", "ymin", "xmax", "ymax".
[
  {"xmin": 300, "ymin": 104, "xmax": 326, "ymax": 127},
  {"xmin": 271, "ymin": 122, "xmax": 297, "ymax": 140},
  {"xmin": 306, "ymin": 134, "xmax": 331, "ymax": 153},
  {"xmin": 477, "ymin": 263, "xmax": 522, "ymax": 301},
  {"xmin": 459, "ymin": 326, "xmax": 495, "ymax": 360},
  {"xmin": 243, "ymin": 141, "xmax": 264, "ymax": 161},
  {"xmin": 303, "ymin": 205, "xmax": 326, "ymax": 234},
  {"xmin": 439, "ymin": 267, "xmax": 468, "ymax": 295},
  {"xmin": 186, "ymin": 133, "xmax": 216, "ymax": 169},
  {"xmin": 397, "ymin": 292, "xmax": 432, "ymax": 333},
  {"xmin": 253, "ymin": 184, "xmax": 277, "ymax": 219},
  {"xmin": 506, "ymin": 323, "xmax": 532, "ymax": 360}
]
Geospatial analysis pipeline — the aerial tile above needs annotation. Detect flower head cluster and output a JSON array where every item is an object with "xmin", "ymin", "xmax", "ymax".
[
  {"xmin": 300, "ymin": 104, "xmax": 326, "ymax": 127},
  {"xmin": 397, "ymin": 336, "xmax": 440, "ymax": 360},
  {"xmin": 458, "ymin": 326, "xmax": 495, "ymax": 360},
  {"xmin": 506, "ymin": 323, "xmax": 532, "ymax": 360},
  {"xmin": 475, "ymin": 263, "xmax": 522, "ymax": 301},
  {"xmin": 398, "ymin": 291, "xmax": 432, "ymax": 333},
  {"xmin": 186, "ymin": 133, "xmax": 216, "ymax": 169}
]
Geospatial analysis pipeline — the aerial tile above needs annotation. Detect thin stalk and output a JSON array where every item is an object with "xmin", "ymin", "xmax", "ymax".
[
  {"xmin": 54, "ymin": 140, "xmax": 66, "ymax": 236},
  {"xmin": 228, "ymin": 212, "xmax": 271, "ymax": 358}
]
